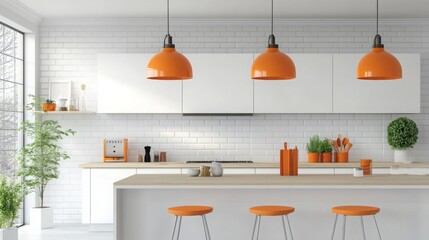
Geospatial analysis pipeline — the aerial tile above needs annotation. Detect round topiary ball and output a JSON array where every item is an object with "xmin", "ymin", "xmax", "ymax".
[{"xmin": 387, "ymin": 117, "xmax": 419, "ymax": 150}]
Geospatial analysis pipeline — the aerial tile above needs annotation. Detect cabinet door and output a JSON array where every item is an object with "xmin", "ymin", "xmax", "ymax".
[
  {"xmin": 90, "ymin": 168, "xmax": 136, "ymax": 224},
  {"xmin": 183, "ymin": 54, "xmax": 254, "ymax": 114},
  {"xmin": 333, "ymin": 54, "xmax": 420, "ymax": 113},
  {"xmin": 254, "ymin": 54, "xmax": 333, "ymax": 113},
  {"xmin": 136, "ymin": 168, "xmax": 182, "ymax": 174},
  {"xmin": 97, "ymin": 54, "xmax": 183, "ymax": 113}
]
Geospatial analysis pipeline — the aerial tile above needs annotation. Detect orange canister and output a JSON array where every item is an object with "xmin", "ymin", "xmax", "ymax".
[{"xmin": 360, "ymin": 159, "xmax": 372, "ymax": 175}]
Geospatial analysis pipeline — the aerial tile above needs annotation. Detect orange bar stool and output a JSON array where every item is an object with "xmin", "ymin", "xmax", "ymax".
[
  {"xmin": 331, "ymin": 205, "xmax": 382, "ymax": 240},
  {"xmin": 168, "ymin": 205, "xmax": 213, "ymax": 240},
  {"xmin": 249, "ymin": 205, "xmax": 295, "ymax": 240}
]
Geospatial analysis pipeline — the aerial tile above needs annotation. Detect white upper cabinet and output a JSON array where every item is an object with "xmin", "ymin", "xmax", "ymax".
[
  {"xmin": 333, "ymin": 54, "xmax": 420, "ymax": 113},
  {"xmin": 97, "ymin": 54, "xmax": 183, "ymax": 113},
  {"xmin": 183, "ymin": 54, "xmax": 254, "ymax": 114},
  {"xmin": 254, "ymin": 54, "xmax": 333, "ymax": 113}
]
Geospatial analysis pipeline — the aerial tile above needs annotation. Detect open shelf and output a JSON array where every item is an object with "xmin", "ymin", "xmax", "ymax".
[{"xmin": 35, "ymin": 111, "xmax": 96, "ymax": 114}]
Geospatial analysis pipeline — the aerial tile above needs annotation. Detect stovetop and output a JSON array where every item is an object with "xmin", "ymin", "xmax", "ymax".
[{"xmin": 185, "ymin": 161, "xmax": 254, "ymax": 164}]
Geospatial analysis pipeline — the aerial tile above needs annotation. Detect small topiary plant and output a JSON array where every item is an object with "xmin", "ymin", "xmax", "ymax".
[{"xmin": 387, "ymin": 117, "xmax": 419, "ymax": 150}]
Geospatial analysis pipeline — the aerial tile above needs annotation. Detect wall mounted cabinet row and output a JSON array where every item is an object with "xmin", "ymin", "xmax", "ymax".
[{"xmin": 97, "ymin": 53, "xmax": 420, "ymax": 114}]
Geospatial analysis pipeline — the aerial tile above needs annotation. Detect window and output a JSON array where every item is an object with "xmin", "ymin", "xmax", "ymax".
[{"xmin": 0, "ymin": 22, "xmax": 24, "ymax": 179}]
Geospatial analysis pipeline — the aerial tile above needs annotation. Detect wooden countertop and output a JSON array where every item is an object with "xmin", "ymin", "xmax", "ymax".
[
  {"xmin": 80, "ymin": 162, "xmax": 429, "ymax": 169},
  {"xmin": 114, "ymin": 174, "xmax": 429, "ymax": 189}
]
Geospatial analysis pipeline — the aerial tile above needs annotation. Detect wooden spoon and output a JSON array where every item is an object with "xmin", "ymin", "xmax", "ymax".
[
  {"xmin": 345, "ymin": 143, "xmax": 353, "ymax": 152},
  {"xmin": 342, "ymin": 138, "xmax": 349, "ymax": 149}
]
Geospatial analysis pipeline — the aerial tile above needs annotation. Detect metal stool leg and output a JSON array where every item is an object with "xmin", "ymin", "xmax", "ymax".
[
  {"xmin": 342, "ymin": 215, "xmax": 346, "ymax": 240},
  {"xmin": 176, "ymin": 216, "xmax": 182, "ymax": 240},
  {"xmin": 203, "ymin": 215, "xmax": 212, "ymax": 240},
  {"xmin": 373, "ymin": 215, "xmax": 382, "ymax": 240},
  {"xmin": 281, "ymin": 216, "xmax": 288, "ymax": 240},
  {"xmin": 256, "ymin": 216, "xmax": 262, "ymax": 240},
  {"xmin": 202, "ymin": 216, "xmax": 209, "ymax": 240},
  {"xmin": 286, "ymin": 215, "xmax": 294, "ymax": 240},
  {"xmin": 251, "ymin": 215, "xmax": 258, "ymax": 240},
  {"xmin": 331, "ymin": 214, "xmax": 338, "ymax": 240},
  {"xmin": 171, "ymin": 216, "xmax": 178, "ymax": 240},
  {"xmin": 360, "ymin": 216, "xmax": 366, "ymax": 240}
]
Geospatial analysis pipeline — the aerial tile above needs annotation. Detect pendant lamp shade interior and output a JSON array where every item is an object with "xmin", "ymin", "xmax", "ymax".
[
  {"xmin": 147, "ymin": 0, "xmax": 192, "ymax": 80},
  {"xmin": 357, "ymin": 0, "xmax": 401, "ymax": 80},
  {"xmin": 251, "ymin": 0, "xmax": 296, "ymax": 80}
]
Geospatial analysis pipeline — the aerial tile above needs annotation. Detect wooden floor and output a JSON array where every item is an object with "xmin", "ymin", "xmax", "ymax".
[{"xmin": 19, "ymin": 224, "xmax": 113, "ymax": 240}]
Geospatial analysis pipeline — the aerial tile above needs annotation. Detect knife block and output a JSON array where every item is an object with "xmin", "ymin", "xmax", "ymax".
[{"xmin": 280, "ymin": 146, "xmax": 298, "ymax": 176}]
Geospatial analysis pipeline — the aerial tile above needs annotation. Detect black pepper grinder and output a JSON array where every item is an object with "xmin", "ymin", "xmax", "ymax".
[{"xmin": 144, "ymin": 146, "xmax": 151, "ymax": 163}]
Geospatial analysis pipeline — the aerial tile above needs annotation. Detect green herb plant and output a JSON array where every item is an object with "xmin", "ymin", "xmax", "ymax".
[
  {"xmin": 387, "ymin": 117, "xmax": 419, "ymax": 150},
  {"xmin": 318, "ymin": 139, "xmax": 333, "ymax": 153},
  {"xmin": 0, "ymin": 176, "xmax": 22, "ymax": 229},
  {"xmin": 45, "ymin": 99, "xmax": 55, "ymax": 104},
  {"xmin": 18, "ymin": 95, "xmax": 75, "ymax": 208},
  {"xmin": 306, "ymin": 135, "xmax": 322, "ymax": 153}
]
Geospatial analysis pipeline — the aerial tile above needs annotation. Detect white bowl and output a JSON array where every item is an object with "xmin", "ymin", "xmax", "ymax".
[{"xmin": 187, "ymin": 168, "xmax": 200, "ymax": 177}]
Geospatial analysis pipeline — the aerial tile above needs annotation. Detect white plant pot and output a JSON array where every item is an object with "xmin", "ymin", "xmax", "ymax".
[
  {"xmin": 30, "ymin": 207, "xmax": 54, "ymax": 229},
  {"xmin": 394, "ymin": 150, "xmax": 415, "ymax": 164},
  {"xmin": 0, "ymin": 228, "xmax": 18, "ymax": 240}
]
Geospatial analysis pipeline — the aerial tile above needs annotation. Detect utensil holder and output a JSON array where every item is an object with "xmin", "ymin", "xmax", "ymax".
[{"xmin": 337, "ymin": 152, "xmax": 349, "ymax": 163}]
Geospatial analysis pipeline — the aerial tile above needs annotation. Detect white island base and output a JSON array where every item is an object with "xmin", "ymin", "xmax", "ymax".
[{"xmin": 114, "ymin": 174, "xmax": 429, "ymax": 240}]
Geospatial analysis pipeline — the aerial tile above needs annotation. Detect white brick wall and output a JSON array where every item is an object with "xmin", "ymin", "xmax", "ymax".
[{"xmin": 38, "ymin": 19, "xmax": 429, "ymax": 223}]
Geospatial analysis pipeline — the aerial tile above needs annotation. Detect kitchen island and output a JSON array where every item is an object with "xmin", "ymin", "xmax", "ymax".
[{"xmin": 114, "ymin": 174, "xmax": 429, "ymax": 240}]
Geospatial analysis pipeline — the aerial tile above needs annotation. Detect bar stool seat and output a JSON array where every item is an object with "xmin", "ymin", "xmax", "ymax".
[
  {"xmin": 250, "ymin": 205, "xmax": 295, "ymax": 216},
  {"xmin": 332, "ymin": 205, "xmax": 380, "ymax": 216},
  {"xmin": 168, "ymin": 205, "xmax": 213, "ymax": 240},
  {"xmin": 249, "ymin": 205, "xmax": 295, "ymax": 240},
  {"xmin": 331, "ymin": 205, "xmax": 382, "ymax": 240},
  {"xmin": 168, "ymin": 205, "xmax": 213, "ymax": 216}
]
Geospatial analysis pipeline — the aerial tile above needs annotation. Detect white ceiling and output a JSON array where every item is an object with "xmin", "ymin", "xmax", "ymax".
[{"xmin": 17, "ymin": 0, "xmax": 429, "ymax": 19}]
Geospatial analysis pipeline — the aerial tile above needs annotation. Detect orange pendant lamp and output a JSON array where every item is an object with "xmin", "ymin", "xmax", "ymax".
[
  {"xmin": 357, "ymin": 0, "xmax": 401, "ymax": 80},
  {"xmin": 147, "ymin": 0, "xmax": 192, "ymax": 80},
  {"xmin": 251, "ymin": 0, "xmax": 296, "ymax": 80}
]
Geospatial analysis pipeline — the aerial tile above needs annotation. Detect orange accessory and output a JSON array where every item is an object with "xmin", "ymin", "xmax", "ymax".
[
  {"xmin": 146, "ymin": 0, "xmax": 192, "ymax": 80},
  {"xmin": 337, "ymin": 152, "xmax": 349, "ymax": 163},
  {"xmin": 360, "ymin": 159, "xmax": 373, "ymax": 175},
  {"xmin": 357, "ymin": 0, "xmax": 401, "ymax": 80},
  {"xmin": 249, "ymin": 206, "xmax": 295, "ymax": 216},
  {"xmin": 332, "ymin": 205, "xmax": 380, "ymax": 216},
  {"xmin": 251, "ymin": 0, "xmax": 295, "ymax": 80},
  {"xmin": 321, "ymin": 152, "xmax": 333, "ymax": 163},
  {"xmin": 251, "ymin": 48, "xmax": 296, "ymax": 80},
  {"xmin": 357, "ymin": 47, "xmax": 402, "ymax": 80},
  {"xmin": 307, "ymin": 153, "xmax": 320, "ymax": 163},
  {"xmin": 103, "ymin": 138, "xmax": 128, "ymax": 162},
  {"xmin": 147, "ymin": 48, "xmax": 192, "ymax": 80},
  {"xmin": 280, "ymin": 142, "xmax": 298, "ymax": 176},
  {"xmin": 168, "ymin": 206, "xmax": 213, "ymax": 216},
  {"xmin": 42, "ymin": 103, "xmax": 56, "ymax": 111}
]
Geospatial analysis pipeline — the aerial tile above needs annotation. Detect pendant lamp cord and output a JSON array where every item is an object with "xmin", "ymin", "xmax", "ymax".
[
  {"xmin": 164, "ymin": 0, "xmax": 174, "ymax": 47},
  {"xmin": 271, "ymin": 0, "xmax": 274, "ymax": 35},
  {"xmin": 167, "ymin": 0, "xmax": 170, "ymax": 35},
  {"xmin": 376, "ymin": 0, "xmax": 379, "ymax": 35}
]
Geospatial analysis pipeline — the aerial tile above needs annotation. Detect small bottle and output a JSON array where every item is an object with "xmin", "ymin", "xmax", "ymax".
[
  {"xmin": 79, "ymin": 84, "xmax": 87, "ymax": 112},
  {"xmin": 138, "ymin": 151, "xmax": 143, "ymax": 162}
]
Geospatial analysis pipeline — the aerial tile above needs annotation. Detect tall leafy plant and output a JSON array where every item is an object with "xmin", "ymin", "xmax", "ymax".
[
  {"xmin": 18, "ymin": 95, "xmax": 75, "ymax": 208},
  {"xmin": 0, "ymin": 176, "xmax": 22, "ymax": 229}
]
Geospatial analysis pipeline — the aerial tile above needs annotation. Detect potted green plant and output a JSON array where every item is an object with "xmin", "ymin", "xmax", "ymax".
[
  {"xmin": 387, "ymin": 117, "xmax": 419, "ymax": 163},
  {"xmin": 319, "ymin": 139, "xmax": 333, "ymax": 163},
  {"xmin": 18, "ymin": 95, "xmax": 75, "ymax": 229},
  {"xmin": 306, "ymin": 135, "xmax": 321, "ymax": 163},
  {"xmin": 41, "ymin": 99, "xmax": 56, "ymax": 112},
  {"xmin": 0, "ymin": 176, "xmax": 22, "ymax": 240}
]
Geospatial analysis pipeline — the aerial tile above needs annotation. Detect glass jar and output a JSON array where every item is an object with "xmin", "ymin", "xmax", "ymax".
[{"xmin": 59, "ymin": 98, "xmax": 68, "ymax": 111}]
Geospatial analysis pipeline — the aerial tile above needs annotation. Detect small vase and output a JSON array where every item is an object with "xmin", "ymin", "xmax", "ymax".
[
  {"xmin": 144, "ymin": 146, "xmax": 151, "ymax": 163},
  {"xmin": 394, "ymin": 150, "xmax": 414, "ymax": 164},
  {"xmin": 0, "ymin": 228, "xmax": 18, "ymax": 240}
]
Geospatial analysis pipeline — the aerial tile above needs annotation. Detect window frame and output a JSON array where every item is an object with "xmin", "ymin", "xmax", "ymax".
[{"xmin": 0, "ymin": 20, "xmax": 25, "ymax": 227}]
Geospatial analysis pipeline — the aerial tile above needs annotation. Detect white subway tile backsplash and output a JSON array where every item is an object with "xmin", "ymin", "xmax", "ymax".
[{"xmin": 38, "ymin": 19, "xmax": 429, "ymax": 223}]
